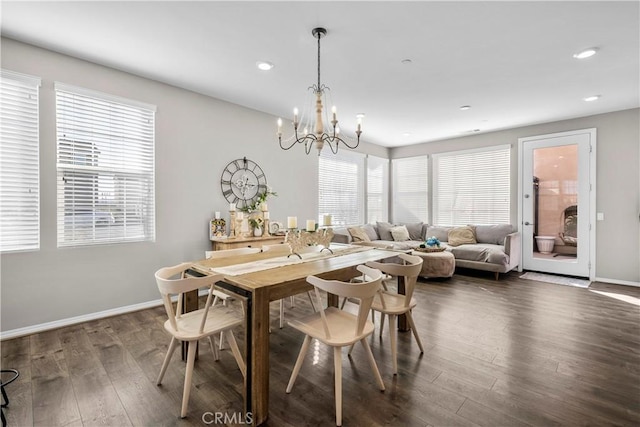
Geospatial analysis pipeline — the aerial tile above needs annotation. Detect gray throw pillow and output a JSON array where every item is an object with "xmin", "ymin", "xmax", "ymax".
[
  {"xmin": 426, "ymin": 225, "xmax": 453, "ymax": 242},
  {"xmin": 362, "ymin": 224, "xmax": 379, "ymax": 241},
  {"xmin": 376, "ymin": 221, "xmax": 394, "ymax": 241},
  {"xmin": 401, "ymin": 222, "xmax": 424, "ymax": 240},
  {"xmin": 474, "ymin": 224, "xmax": 513, "ymax": 245}
]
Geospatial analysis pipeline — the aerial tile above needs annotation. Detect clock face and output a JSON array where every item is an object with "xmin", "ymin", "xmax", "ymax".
[{"xmin": 220, "ymin": 157, "xmax": 267, "ymax": 210}]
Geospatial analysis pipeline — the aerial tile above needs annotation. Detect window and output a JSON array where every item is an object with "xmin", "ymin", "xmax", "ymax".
[
  {"xmin": 433, "ymin": 145, "xmax": 510, "ymax": 225},
  {"xmin": 392, "ymin": 156, "xmax": 429, "ymax": 223},
  {"xmin": 56, "ymin": 83, "xmax": 156, "ymax": 247},
  {"xmin": 0, "ymin": 70, "xmax": 41, "ymax": 252},
  {"xmin": 366, "ymin": 155, "xmax": 388, "ymax": 223},
  {"xmin": 318, "ymin": 150, "xmax": 364, "ymax": 226}
]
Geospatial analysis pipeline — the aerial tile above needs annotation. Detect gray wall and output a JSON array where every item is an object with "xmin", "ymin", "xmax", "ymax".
[
  {"xmin": 391, "ymin": 108, "xmax": 640, "ymax": 284},
  {"xmin": 1, "ymin": 37, "xmax": 638, "ymax": 335},
  {"xmin": 0, "ymin": 38, "xmax": 383, "ymax": 333}
]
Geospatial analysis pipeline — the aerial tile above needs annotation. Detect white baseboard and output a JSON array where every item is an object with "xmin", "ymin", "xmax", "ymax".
[
  {"xmin": 594, "ymin": 277, "xmax": 640, "ymax": 288},
  {"xmin": 0, "ymin": 299, "xmax": 163, "ymax": 341},
  {"xmin": 0, "ymin": 289, "xmax": 218, "ymax": 341}
]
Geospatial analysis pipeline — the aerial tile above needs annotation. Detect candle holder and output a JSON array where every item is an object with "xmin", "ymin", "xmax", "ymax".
[
  {"xmin": 229, "ymin": 211, "xmax": 237, "ymax": 237},
  {"xmin": 285, "ymin": 228, "xmax": 334, "ymax": 259}
]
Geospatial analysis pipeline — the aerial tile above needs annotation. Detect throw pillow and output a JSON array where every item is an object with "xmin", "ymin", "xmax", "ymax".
[
  {"xmin": 362, "ymin": 224, "xmax": 379, "ymax": 241},
  {"xmin": 376, "ymin": 221, "xmax": 394, "ymax": 241},
  {"xmin": 390, "ymin": 225, "xmax": 410, "ymax": 242},
  {"xmin": 426, "ymin": 225, "xmax": 453, "ymax": 242},
  {"xmin": 347, "ymin": 227, "xmax": 371, "ymax": 242},
  {"xmin": 448, "ymin": 226, "xmax": 477, "ymax": 246},
  {"xmin": 474, "ymin": 224, "xmax": 513, "ymax": 245},
  {"xmin": 401, "ymin": 222, "xmax": 424, "ymax": 240}
]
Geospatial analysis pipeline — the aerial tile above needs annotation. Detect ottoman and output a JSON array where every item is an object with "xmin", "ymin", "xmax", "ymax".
[{"xmin": 411, "ymin": 249, "xmax": 455, "ymax": 278}]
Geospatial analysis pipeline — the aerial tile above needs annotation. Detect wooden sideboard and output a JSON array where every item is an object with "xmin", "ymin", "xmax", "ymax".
[{"xmin": 211, "ymin": 235, "xmax": 285, "ymax": 251}]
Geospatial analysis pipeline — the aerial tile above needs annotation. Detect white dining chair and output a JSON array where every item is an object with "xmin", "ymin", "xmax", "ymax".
[
  {"xmin": 205, "ymin": 247, "xmax": 260, "ymax": 350},
  {"xmin": 361, "ymin": 253, "xmax": 424, "ymax": 374},
  {"xmin": 262, "ymin": 243, "xmax": 317, "ymax": 328},
  {"xmin": 286, "ymin": 265, "xmax": 386, "ymax": 426},
  {"xmin": 155, "ymin": 262, "xmax": 245, "ymax": 418}
]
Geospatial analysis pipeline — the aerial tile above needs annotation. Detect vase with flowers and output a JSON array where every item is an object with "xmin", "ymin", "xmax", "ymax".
[
  {"xmin": 241, "ymin": 186, "xmax": 278, "ymax": 213},
  {"xmin": 249, "ymin": 217, "xmax": 264, "ymax": 237}
]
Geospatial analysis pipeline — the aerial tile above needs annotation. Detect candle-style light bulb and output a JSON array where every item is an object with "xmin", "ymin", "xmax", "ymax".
[
  {"xmin": 331, "ymin": 106, "xmax": 337, "ymax": 121},
  {"xmin": 277, "ymin": 118, "xmax": 282, "ymax": 136},
  {"xmin": 293, "ymin": 108, "xmax": 299, "ymax": 125}
]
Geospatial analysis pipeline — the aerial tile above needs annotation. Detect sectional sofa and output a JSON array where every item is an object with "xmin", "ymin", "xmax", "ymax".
[{"xmin": 332, "ymin": 222, "xmax": 521, "ymax": 279}]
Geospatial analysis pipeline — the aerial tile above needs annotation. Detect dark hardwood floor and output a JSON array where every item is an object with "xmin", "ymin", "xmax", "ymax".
[{"xmin": 2, "ymin": 270, "xmax": 639, "ymax": 426}]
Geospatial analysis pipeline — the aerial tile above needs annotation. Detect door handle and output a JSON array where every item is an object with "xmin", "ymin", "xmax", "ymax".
[{"xmin": 524, "ymin": 222, "xmax": 534, "ymax": 226}]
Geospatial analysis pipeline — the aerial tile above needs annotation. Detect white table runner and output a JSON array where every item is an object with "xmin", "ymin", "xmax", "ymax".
[{"xmin": 209, "ymin": 244, "xmax": 371, "ymax": 276}]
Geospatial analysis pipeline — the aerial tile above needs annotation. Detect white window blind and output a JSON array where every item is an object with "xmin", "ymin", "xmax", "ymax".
[
  {"xmin": 392, "ymin": 156, "xmax": 429, "ymax": 224},
  {"xmin": 366, "ymin": 155, "xmax": 388, "ymax": 223},
  {"xmin": 55, "ymin": 83, "xmax": 156, "ymax": 247},
  {"xmin": 433, "ymin": 145, "xmax": 510, "ymax": 226},
  {"xmin": 1, "ymin": 70, "xmax": 41, "ymax": 252},
  {"xmin": 318, "ymin": 150, "xmax": 364, "ymax": 226}
]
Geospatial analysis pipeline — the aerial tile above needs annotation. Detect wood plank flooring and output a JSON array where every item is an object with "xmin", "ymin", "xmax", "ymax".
[{"xmin": 2, "ymin": 270, "xmax": 639, "ymax": 426}]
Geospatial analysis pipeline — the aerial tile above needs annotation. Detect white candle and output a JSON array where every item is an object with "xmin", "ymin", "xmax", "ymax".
[
  {"xmin": 229, "ymin": 203, "xmax": 236, "ymax": 211},
  {"xmin": 306, "ymin": 219, "xmax": 316, "ymax": 232},
  {"xmin": 261, "ymin": 202, "xmax": 268, "ymax": 211},
  {"xmin": 241, "ymin": 219, "xmax": 249, "ymax": 232},
  {"xmin": 323, "ymin": 214, "xmax": 332, "ymax": 226},
  {"xmin": 236, "ymin": 211, "xmax": 244, "ymax": 220},
  {"xmin": 263, "ymin": 212, "xmax": 270, "ymax": 220},
  {"xmin": 215, "ymin": 211, "xmax": 221, "ymax": 219},
  {"xmin": 287, "ymin": 216, "xmax": 297, "ymax": 229}
]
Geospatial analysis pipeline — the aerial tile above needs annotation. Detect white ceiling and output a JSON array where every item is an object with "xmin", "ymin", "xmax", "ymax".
[{"xmin": 1, "ymin": 1, "xmax": 638, "ymax": 148}]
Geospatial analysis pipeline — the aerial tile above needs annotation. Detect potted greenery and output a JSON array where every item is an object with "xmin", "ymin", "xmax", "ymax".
[{"xmin": 249, "ymin": 217, "xmax": 264, "ymax": 237}]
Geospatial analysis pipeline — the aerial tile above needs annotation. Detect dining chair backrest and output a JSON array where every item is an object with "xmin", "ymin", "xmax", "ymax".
[
  {"xmin": 155, "ymin": 262, "xmax": 225, "ymax": 334},
  {"xmin": 205, "ymin": 247, "xmax": 261, "ymax": 259},
  {"xmin": 366, "ymin": 253, "xmax": 422, "ymax": 308},
  {"xmin": 306, "ymin": 265, "xmax": 383, "ymax": 339}
]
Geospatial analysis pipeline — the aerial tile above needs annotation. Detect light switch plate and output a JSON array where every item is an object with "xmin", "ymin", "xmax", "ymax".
[{"xmin": 597, "ymin": 212, "xmax": 604, "ymax": 221}]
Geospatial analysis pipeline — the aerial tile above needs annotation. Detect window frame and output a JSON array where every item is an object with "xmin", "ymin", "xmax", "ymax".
[
  {"xmin": 55, "ymin": 82, "xmax": 156, "ymax": 247},
  {"xmin": 0, "ymin": 69, "xmax": 41, "ymax": 253}
]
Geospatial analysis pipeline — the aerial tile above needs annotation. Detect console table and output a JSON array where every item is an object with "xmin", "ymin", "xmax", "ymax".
[{"xmin": 211, "ymin": 235, "xmax": 285, "ymax": 251}]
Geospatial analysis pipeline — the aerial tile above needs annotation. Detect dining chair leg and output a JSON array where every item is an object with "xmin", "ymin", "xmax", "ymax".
[
  {"xmin": 406, "ymin": 310, "xmax": 425, "ymax": 353},
  {"xmin": 181, "ymin": 340, "xmax": 198, "ymax": 418},
  {"xmin": 286, "ymin": 335, "xmax": 311, "ymax": 393},
  {"xmin": 279, "ymin": 299, "xmax": 285, "ymax": 329},
  {"xmin": 218, "ymin": 331, "xmax": 225, "ymax": 350},
  {"xmin": 334, "ymin": 346, "xmax": 343, "ymax": 426},
  {"xmin": 389, "ymin": 314, "xmax": 398, "ymax": 374},
  {"xmin": 157, "ymin": 337, "xmax": 179, "ymax": 385},
  {"xmin": 347, "ymin": 342, "xmax": 355, "ymax": 356},
  {"xmin": 360, "ymin": 338, "xmax": 385, "ymax": 391},
  {"xmin": 379, "ymin": 313, "xmax": 386, "ymax": 337},
  {"xmin": 307, "ymin": 291, "xmax": 317, "ymax": 312},
  {"xmin": 208, "ymin": 336, "xmax": 220, "ymax": 361},
  {"xmin": 225, "ymin": 330, "xmax": 246, "ymax": 378}
]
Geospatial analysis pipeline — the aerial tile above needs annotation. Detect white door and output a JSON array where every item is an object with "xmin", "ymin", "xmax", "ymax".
[{"xmin": 519, "ymin": 129, "xmax": 595, "ymax": 278}]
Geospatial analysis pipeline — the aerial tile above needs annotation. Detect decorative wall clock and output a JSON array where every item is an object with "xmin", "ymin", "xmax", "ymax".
[{"xmin": 220, "ymin": 157, "xmax": 267, "ymax": 210}]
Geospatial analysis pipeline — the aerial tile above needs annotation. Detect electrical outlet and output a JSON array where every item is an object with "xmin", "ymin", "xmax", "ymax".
[{"xmin": 597, "ymin": 212, "xmax": 604, "ymax": 221}]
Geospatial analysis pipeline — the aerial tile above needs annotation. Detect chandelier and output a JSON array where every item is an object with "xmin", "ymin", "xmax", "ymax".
[{"xmin": 277, "ymin": 27, "xmax": 362, "ymax": 156}]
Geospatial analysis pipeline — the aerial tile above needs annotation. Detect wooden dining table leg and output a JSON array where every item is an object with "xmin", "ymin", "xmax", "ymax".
[
  {"xmin": 181, "ymin": 289, "xmax": 200, "ymax": 360},
  {"xmin": 396, "ymin": 276, "xmax": 409, "ymax": 332},
  {"xmin": 250, "ymin": 287, "xmax": 270, "ymax": 426}
]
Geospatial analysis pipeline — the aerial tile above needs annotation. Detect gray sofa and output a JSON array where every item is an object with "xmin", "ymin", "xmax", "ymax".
[{"xmin": 332, "ymin": 222, "xmax": 521, "ymax": 279}]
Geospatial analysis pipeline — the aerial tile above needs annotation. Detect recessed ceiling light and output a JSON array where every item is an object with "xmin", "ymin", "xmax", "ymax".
[
  {"xmin": 402, "ymin": 132, "xmax": 411, "ymax": 137},
  {"xmin": 356, "ymin": 113, "xmax": 366, "ymax": 119},
  {"xmin": 256, "ymin": 61, "xmax": 274, "ymax": 71},
  {"xmin": 573, "ymin": 48, "xmax": 598, "ymax": 59},
  {"xmin": 584, "ymin": 95, "xmax": 601, "ymax": 102},
  {"xmin": 401, "ymin": 59, "xmax": 412, "ymax": 64},
  {"xmin": 460, "ymin": 105, "xmax": 471, "ymax": 111}
]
